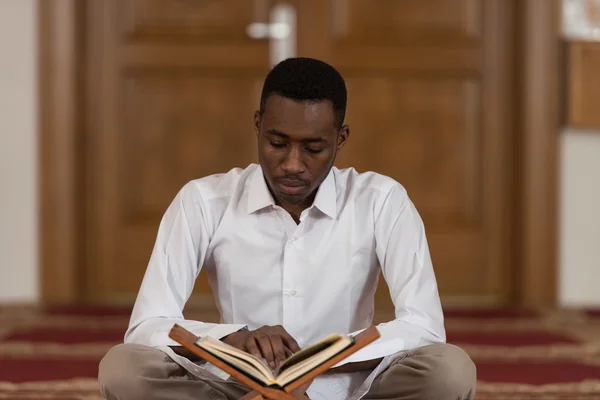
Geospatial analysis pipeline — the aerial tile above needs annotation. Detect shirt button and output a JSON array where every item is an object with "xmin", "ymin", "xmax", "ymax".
[
  {"xmin": 285, "ymin": 289, "xmax": 297, "ymax": 296},
  {"xmin": 290, "ymin": 237, "xmax": 297, "ymax": 244}
]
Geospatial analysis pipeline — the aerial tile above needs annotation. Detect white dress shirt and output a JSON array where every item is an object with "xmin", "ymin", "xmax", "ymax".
[{"xmin": 125, "ymin": 163, "xmax": 445, "ymax": 400}]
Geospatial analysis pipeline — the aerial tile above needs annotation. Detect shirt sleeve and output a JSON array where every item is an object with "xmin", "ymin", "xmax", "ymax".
[
  {"xmin": 338, "ymin": 184, "xmax": 446, "ymax": 365},
  {"xmin": 124, "ymin": 182, "xmax": 246, "ymax": 347},
  {"xmin": 375, "ymin": 184, "xmax": 446, "ymax": 347}
]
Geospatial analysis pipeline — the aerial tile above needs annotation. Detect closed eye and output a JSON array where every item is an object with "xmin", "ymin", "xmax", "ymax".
[
  {"xmin": 270, "ymin": 141, "xmax": 287, "ymax": 149},
  {"xmin": 306, "ymin": 147, "xmax": 324, "ymax": 154}
]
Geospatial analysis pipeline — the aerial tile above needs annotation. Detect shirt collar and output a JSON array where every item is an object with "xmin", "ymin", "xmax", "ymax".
[
  {"xmin": 246, "ymin": 165, "xmax": 337, "ymax": 219},
  {"xmin": 312, "ymin": 169, "xmax": 337, "ymax": 219},
  {"xmin": 247, "ymin": 166, "xmax": 276, "ymax": 214}
]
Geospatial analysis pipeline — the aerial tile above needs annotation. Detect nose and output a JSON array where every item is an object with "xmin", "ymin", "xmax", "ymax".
[{"xmin": 281, "ymin": 145, "xmax": 305, "ymax": 175}]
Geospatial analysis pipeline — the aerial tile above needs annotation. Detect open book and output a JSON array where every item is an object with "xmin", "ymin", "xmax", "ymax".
[{"xmin": 195, "ymin": 333, "xmax": 355, "ymax": 388}]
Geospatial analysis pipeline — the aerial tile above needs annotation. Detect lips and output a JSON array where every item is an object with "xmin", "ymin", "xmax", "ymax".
[{"xmin": 276, "ymin": 180, "xmax": 306, "ymax": 195}]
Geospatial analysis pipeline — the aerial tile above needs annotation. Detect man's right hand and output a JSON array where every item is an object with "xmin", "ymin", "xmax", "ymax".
[{"xmin": 222, "ymin": 325, "xmax": 301, "ymax": 369}]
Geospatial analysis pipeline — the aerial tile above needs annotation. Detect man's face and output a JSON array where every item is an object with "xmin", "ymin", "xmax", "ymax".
[{"xmin": 255, "ymin": 94, "xmax": 349, "ymax": 207}]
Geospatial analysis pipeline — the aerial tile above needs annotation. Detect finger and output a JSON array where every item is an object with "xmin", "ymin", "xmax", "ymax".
[
  {"xmin": 270, "ymin": 334, "xmax": 287, "ymax": 365},
  {"xmin": 256, "ymin": 334, "xmax": 276, "ymax": 369},
  {"xmin": 245, "ymin": 336, "xmax": 263, "ymax": 360},
  {"xmin": 280, "ymin": 330, "xmax": 301, "ymax": 353},
  {"xmin": 283, "ymin": 345, "xmax": 294, "ymax": 358}
]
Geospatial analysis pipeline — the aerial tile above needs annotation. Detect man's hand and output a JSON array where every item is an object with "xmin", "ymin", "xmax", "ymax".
[{"xmin": 222, "ymin": 325, "xmax": 301, "ymax": 369}]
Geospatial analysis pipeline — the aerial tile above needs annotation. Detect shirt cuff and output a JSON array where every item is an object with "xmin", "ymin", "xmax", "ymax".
[
  {"xmin": 149, "ymin": 324, "xmax": 248, "ymax": 347},
  {"xmin": 205, "ymin": 324, "xmax": 248, "ymax": 340},
  {"xmin": 332, "ymin": 337, "xmax": 405, "ymax": 367}
]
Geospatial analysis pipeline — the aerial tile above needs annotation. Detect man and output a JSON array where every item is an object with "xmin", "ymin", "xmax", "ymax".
[{"xmin": 99, "ymin": 57, "xmax": 476, "ymax": 400}]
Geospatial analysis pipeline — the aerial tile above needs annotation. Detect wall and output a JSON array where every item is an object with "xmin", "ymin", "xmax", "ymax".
[
  {"xmin": 0, "ymin": 0, "xmax": 38, "ymax": 302},
  {"xmin": 559, "ymin": 0, "xmax": 600, "ymax": 306},
  {"xmin": 559, "ymin": 130, "xmax": 600, "ymax": 306}
]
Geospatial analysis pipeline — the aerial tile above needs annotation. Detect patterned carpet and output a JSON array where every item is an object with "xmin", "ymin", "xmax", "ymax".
[{"xmin": 1, "ymin": 306, "xmax": 600, "ymax": 399}]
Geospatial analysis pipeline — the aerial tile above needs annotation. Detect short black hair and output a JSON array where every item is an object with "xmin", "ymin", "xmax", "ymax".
[{"xmin": 259, "ymin": 57, "xmax": 347, "ymax": 127}]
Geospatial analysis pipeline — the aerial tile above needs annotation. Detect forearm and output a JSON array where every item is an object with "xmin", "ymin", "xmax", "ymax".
[
  {"xmin": 329, "ymin": 358, "xmax": 382, "ymax": 373},
  {"xmin": 126, "ymin": 316, "xmax": 247, "ymax": 347}
]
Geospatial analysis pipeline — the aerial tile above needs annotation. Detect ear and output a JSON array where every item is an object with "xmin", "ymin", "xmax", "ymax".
[
  {"xmin": 253, "ymin": 110, "xmax": 261, "ymax": 137},
  {"xmin": 337, "ymin": 124, "xmax": 350, "ymax": 149}
]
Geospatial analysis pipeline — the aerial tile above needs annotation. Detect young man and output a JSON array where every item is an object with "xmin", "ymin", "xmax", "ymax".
[{"xmin": 99, "ymin": 57, "xmax": 476, "ymax": 400}]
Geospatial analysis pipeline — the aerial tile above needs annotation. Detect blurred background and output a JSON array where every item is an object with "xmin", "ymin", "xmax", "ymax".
[
  {"xmin": 1, "ymin": 0, "xmax": 599, "ymax": 311},
  {"xmin": 2, "ymin": 0, "xmax": 600, "ymax": 397}
]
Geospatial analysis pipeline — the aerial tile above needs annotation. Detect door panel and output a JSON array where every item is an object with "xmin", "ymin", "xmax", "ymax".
[
  {"xmin": 119, "ymin": 0, "xmax": 264, "ymax": 41},
  {"xmin": 112, "ymin": 74, "xmax": 263, "ymax": 295},
  {"xmin": 84, "ymin": 0, "xmax": 268, "ymax": 304},
  {"xmin": 342, "ymin": 78, "xmax": 481, "ymax": 224},
  {"xmin": 296, "ymin": 0, "xmax": 514, "ymax": 305},
  {"xmin": 83, "ymin": 0, "xmax": 515, "ymax": 307},
  {"xmin": 334, "ymin": 0, "xmax": 481, "ymax": 42}
]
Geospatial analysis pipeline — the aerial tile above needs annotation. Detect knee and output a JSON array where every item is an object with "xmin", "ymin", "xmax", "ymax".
[
  {"xmin": 420, "ymin": 344, "xmax": 476, "ymax": 399},
  {"xmin": 98, "ymin": 343, "xmax": 170, "ymax": 400}
]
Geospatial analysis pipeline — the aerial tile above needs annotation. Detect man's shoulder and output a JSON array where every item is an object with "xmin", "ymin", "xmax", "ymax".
[
  {"xmin": 334, "ymin": 167, "xmax": 414, "ymax": 223},
  {"xmin": 333, "ymin": 166, "xmax": 407, "ymax": 198},
  {"xmin": 182, "ymin": 164, "xmax": 258, "ymax": 202}
]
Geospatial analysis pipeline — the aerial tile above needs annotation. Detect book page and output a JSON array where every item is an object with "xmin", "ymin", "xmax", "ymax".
[
  {"xmin": 278, "ymin": 333, "xmax": 343, "ymax": 372},
  {"xmin": 275, "ymin": 336, "xmax": 354, "ymax": 387},
  {"xmin": 196, "ymin": 337, "xmax": 275, "ymax": 382},
  {"xmin": 200, "ymin": 346, "xmax": 277, "ymax": 387}
]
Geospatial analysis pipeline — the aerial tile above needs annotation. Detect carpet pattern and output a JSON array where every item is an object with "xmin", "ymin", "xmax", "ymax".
[{"xmin": 1, "ymin": 306, "xmax": 600, "ymax": 399}]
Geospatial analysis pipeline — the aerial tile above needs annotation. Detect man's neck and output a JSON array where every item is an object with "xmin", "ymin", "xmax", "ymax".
[
  {"xmin": 283, "ymin": 205, "xmax": 305, "ymax": 224},
  {"xmin": 280, "ymin": 194, "xmax": 316, "ymax": 224}
]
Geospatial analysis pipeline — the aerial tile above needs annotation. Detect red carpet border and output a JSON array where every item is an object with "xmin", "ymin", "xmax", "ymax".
[{"xmin": 1, "ymin": 306, "xmax": 600, "ymax": 399}]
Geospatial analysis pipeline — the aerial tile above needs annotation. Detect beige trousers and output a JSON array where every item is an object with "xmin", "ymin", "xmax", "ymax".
[{"xmin": 98, "ymin": 342, "xmax": 476, "ymax": 400}]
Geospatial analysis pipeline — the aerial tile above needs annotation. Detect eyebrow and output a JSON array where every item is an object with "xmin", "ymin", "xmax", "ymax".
[{"xmin": 266, "ymin": 129, "xmax": 327, "ymax": 144}]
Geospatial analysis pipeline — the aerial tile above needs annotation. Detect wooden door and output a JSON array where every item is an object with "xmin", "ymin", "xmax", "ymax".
[
  {"xmin": 294, "ymin": 0, "xmax": 515, "ymax": 306},
  {"xmin": 84, "ymin": 0, "xmax": 270, "ymax": 304},
  {"xmin": 82, "ymin": 0, "xmax": 516, "ymax": 307}
]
